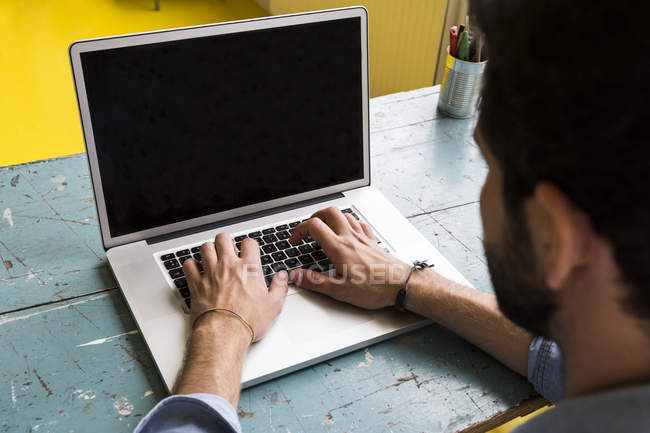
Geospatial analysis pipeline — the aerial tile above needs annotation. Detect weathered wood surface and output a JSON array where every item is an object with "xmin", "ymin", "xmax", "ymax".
[{"xmin": 0, "ymin": 86, "xmax": 541, "ymax": 433}]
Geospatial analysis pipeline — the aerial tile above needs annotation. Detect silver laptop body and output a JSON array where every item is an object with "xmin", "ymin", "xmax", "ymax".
[{"xmin": 69, "ymin": 7, "xmax": 471, "ymax": 391}]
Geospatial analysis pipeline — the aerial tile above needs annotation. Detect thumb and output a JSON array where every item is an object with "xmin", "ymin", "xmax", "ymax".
[
  {"xmin": 268, "ymin": 270, "xmax": 289, "ymax": 303},
  {"xmin": 290, "ymin": 268, "xmax": 346, "ymax": 300}
]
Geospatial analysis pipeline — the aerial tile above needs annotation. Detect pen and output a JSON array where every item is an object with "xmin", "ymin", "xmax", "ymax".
[
  {"xmin": 457, "ymin": 30, "xmax": 470, "ymax": 61},
  {"xmin": 449, "ymin": 26, "xmax": 458, "ymax": 57}
]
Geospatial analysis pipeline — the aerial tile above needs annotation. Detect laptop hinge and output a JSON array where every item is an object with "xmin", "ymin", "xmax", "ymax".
[{"xmin": 146, "ymin": 192, "xmax": 345, "ymax": 245}]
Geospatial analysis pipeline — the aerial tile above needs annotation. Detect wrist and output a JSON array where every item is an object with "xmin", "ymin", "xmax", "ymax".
[
  {"xmin": 194, "ymin": 310, "xmax": 253, "ymax": 348},
  {"xmin": 403, "ymin": 266, "xmax": 438, "ymax": 314},
  {"xmin": 384, "ymin": 262, "xmax": 414, "ymax": 307}
]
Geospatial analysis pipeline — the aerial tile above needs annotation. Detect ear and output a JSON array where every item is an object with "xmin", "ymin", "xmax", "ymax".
[{"xmin": 532, "ymin": 182, "xmax": 592, "ymax": 289}]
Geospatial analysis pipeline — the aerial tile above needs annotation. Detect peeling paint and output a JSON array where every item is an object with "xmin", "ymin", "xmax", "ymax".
[
  {"xmin": 73, "ymin": 389, "xmax": 96, "ymax": 400},
  {"xmin": 50, "ymin": 174, "xmax": 67, "ymax": 191},
  {"xmin": 76, "ymin": 329, "xmax": 139, "ymax": 347},
  {"xmin": 33, "ymin": 369, "xmax": 53, "ymax": 397},
  {"xmin": 114, "ymin": 396, "xmax": 134, "ymax": 416},
  {"xmin": 357, "ymin": 347, "xmax": 375, "ymax": 367},
  {"xmin": 3, "ymin": 208, "xmax": 14, "ymax": 227}
]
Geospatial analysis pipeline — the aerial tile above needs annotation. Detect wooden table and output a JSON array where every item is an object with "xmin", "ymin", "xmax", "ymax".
[{"xmin": 0, "ymin": 86, "xmax": 546, "ymax": 433}]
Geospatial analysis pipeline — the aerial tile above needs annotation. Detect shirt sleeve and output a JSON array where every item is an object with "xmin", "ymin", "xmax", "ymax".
[
  {"xmin": 527, "ymin": 336, "xmax": 565, "ymax": 403},
  {"xmin": 134, "ymin": 393, "xmax": 242, "ymax": 433}
]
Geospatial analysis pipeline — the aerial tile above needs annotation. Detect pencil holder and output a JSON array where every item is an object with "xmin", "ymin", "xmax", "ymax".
[{"xmin": 438, "ymin": 50, "xmax": 487, "ymax": 118}]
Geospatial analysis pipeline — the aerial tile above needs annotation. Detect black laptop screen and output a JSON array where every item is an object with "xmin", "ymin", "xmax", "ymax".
[{"xmin": 80, "ymin": 17, "xmax": 364, "ymax": 238}]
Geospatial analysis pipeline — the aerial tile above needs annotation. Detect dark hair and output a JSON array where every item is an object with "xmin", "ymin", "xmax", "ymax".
[{"xmin": 472, "ymin": 0, "xmax": 650, "ymax": 320}]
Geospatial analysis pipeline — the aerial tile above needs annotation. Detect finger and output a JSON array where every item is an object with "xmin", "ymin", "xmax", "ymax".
[
  {"xmin": 200, "ymin": 241, "xmax": 218, "ymax": 270},
  {"xmin": 311, "ymin": 206, "xmax": 351, "ymax": 235},
  {"xmin": 214, "ymin": 232, "xmax": 237, "ymax": 262},
  {"xmin": 360, "ymin": 222, "xmax": 376, "ymax": 241},
  {"xmin": 240, "ymin": 237, "xmax": 261, "ymax": 262},
  {"xmin": 182, "ymin": 258, "xmax": 202, "ymax": 292},
  {"xmin": 289, "ymin": 268, "xmax": 348, "ymax": 301},
  {"xmin": 343, "ymin": 213, "xmax": 363, "ymax": 234},
  {"xmin": 289, "ymin": 217, "xmax": 338, "ymax": 251},
  {"xmin": 268, "ymin": 270, "xmax": 289, "ymax": 310}
]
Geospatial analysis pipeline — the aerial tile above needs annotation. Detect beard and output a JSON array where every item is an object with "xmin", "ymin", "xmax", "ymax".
[{"xmin": 484, "ymin": 208, "xmax": 558, "ymax": 338}]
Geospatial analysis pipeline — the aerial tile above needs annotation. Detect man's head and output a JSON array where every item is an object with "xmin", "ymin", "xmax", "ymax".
[{"xmin": 472, "ymin": 0, "xmax": 650, "ymax": 338}]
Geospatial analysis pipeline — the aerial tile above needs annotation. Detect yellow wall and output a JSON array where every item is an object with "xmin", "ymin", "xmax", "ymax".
[
  {"xmin": 260, "ymin": 0, "xmax": 447, "ymax": 98},
  {"xmin": 0, "ymin": 0, "xmax": 268, "ymax": 167},
  {"xmin": 0, "ymin": 0, "xmax": 447, "ymax": 166}
]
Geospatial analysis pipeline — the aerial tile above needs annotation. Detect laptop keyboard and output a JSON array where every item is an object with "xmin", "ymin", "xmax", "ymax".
[{"xmin": 158, "ymin": 208, "xmax": 376, "ymax": 311}]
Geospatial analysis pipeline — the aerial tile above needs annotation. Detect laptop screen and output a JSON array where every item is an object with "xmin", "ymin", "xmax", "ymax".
[{"xmin": 80, "ymin": 17, "xmax": 364, "ymax": 238}]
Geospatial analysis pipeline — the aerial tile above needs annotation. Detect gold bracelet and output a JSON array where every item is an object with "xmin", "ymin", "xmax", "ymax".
[{"xmin": 193, "ymin": 307, "xmax": 255, "ymax": 343}]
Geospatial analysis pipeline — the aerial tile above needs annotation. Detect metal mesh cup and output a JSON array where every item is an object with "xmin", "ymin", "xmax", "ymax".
[{"xmin": 438, "ymin": 50, "xmax": 487, "ymax": 118}]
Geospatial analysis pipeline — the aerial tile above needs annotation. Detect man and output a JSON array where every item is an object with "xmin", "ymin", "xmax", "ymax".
[{"xmin": 135, "ymin": 0, "xmax": 650, "ymax": 431}]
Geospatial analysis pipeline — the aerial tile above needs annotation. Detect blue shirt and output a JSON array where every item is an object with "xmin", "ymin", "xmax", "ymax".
[{"xmin": 134, "ymin": 337, "xmax": 565, "ymax": 432}]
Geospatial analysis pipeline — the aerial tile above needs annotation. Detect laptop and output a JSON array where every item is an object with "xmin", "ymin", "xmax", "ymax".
[{"xmin": 69, "ymin": 7, "xmax": 472, "ymax": 392}]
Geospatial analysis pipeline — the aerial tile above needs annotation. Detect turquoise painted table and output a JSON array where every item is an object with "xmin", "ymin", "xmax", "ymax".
[{"xmin": 0, "ymin": 86, "xmax": 546, "ymax": 433}]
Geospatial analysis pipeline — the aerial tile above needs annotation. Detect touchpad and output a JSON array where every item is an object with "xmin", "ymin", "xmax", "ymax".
[{"xmin": 279, "ymin": 289, "xmax": 374, "ymax": 345}]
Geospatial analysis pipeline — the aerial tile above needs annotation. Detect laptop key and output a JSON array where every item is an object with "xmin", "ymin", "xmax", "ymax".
[
  {"xmin": 285, "ymin": 247, "xmax": 300, "ymax": 257},
  {"xmin": 275, "ymin": 224, "xmax": 289, "ymax": 231},
  {"xmin": 272, "ymin": 251, "xmax": 287, "ymax": 261},
  {"xmin": 284, "ymin": 258, "xmax": 300, "ymax": 269},
  {"xmin": 298, "ymin": 244, "xmax": 314, "ymax": 254},
  {"xmin": 252, "ymin": 237, "xmax": 264, "ymax": 246},
  {"xmin": 263, "ymin": 265, "xmax": 273, "ymax": 275},
  {"xmin": 179, "ymin": 255, "xmax": 192, "ymax": 265},
  {"xmin": 262, "ymin": 228, "xmax": 275, "ymax": 235},
  {"xmin": 271, "ymin": 262, "xmax": 288, "ymax": 273},
  {"xmin": 276, "ymin": 231, "xmax": 291, "ymax": 240},
  {"xmin": 262, "ymin": 234, "xmax": 278, "ymax": 243},
  {"xmin": 312, "ymin": 250, "xmax": 327, "ymax": 261},
  {"xmin": 235, "ymin": 242, "xmax": 242, "ymax": 251},
  {"xmin": 265, "ymin": 274, "xmax": 274, "ymax": 286},
  {"xmin": 262, "ymin": 244, "xmax": 277, "ymax": 254},
  {"xmin": 341, "ymin": 208, "xmax": 352, "ymax": 213},
  {"xmin": 174, "ymin": 277, "xmax": 187, "ymax": 288},
  {"xmin": 261, "ymin": 255, "xmax": 273, "ymax": 265},
  {"xmin": 169, "ymin": 268, "xmax": 184, "ymax": 279},
  {"xmin": 179, "ymin": 287, "xmax": 190, "ymax": 298},
  {"xmin": 311, "ymin": 242, "xmax": 322, "ymax": 250},
  {"xmin": 248, "ymin": 231, "xmax": 262, "ymax": 238},
  {"xmin": 298, "ymin": 254, "xmax": 314, "ymax": 265},
  {"xmin": 191, "ymin": 246, "xmax": 201, "ymax": 253},
  {"xmin": 318, "ymin": 260, "xmax": 333, "ymax": 272},
  {"xmin": 275, "ymin": 240, "xmax": 291, "ymax": 250},
  {"xmin": 193, "ymin": 253, "xmax": 202, "ymax": 261},
  {"xmin": 176, "ymin": 249, "xmax": 190, "ymax": 257},
  {"xmin": 234, "ymin": 235, "xmax": 247, "ymax": 242},
  {"xmin": 164, "ymin": 259, "xmax": 180, "ymax": 269},
  {"xmin": 289, "ymin": 221, "xmax": 300, "ymax": 228},
  {"xmin": 303, "ymin": 235, "xmax": 313, "ymax": 243},
  {"xmin": 161, "ymin": 253, "xmax": 175, "ymax": 261}
]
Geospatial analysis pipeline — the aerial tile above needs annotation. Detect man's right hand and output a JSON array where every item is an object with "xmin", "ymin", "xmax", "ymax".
[{"xmin": 288, "ymin": 207, "xmax": 412, "ymax": 309}]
